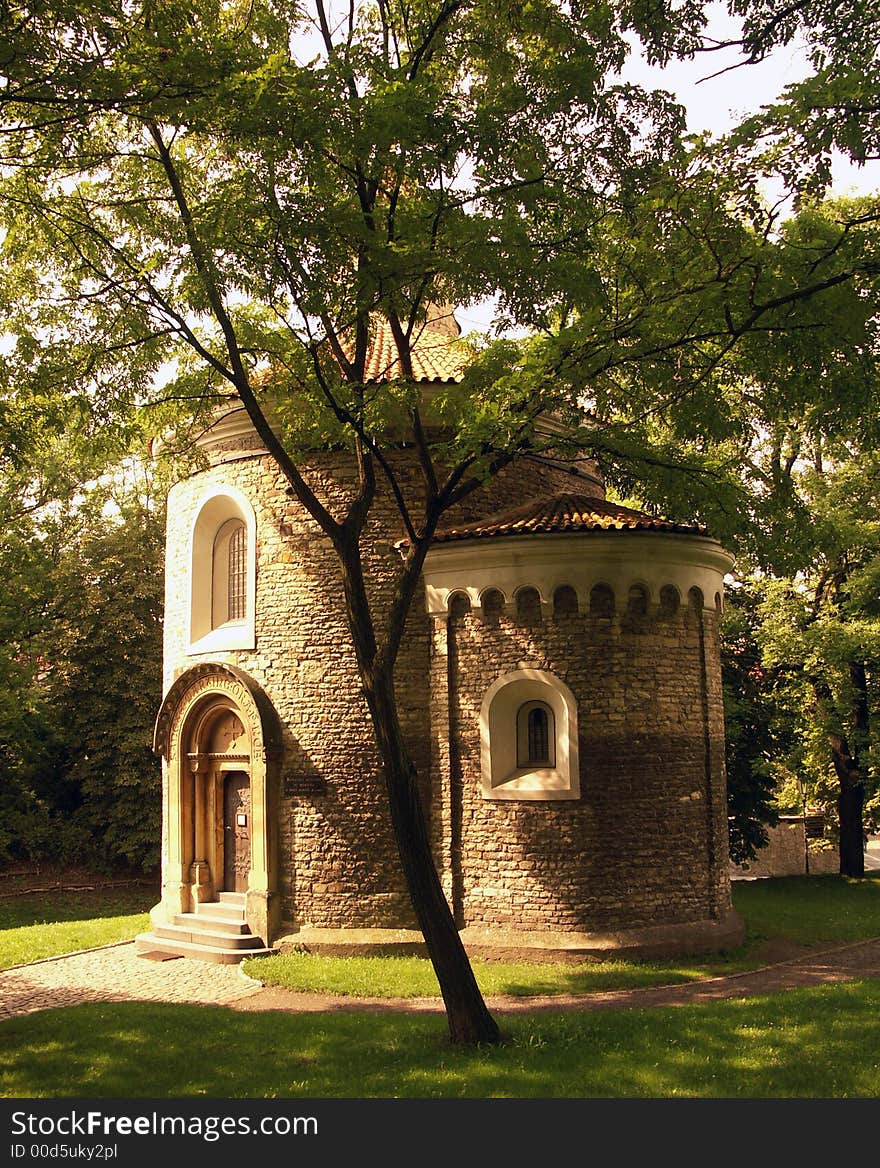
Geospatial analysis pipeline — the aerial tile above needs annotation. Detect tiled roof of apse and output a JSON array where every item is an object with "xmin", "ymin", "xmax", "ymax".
[{"xmin": 434, "ymin": 492, "xmax": 706, "ymax": 542}]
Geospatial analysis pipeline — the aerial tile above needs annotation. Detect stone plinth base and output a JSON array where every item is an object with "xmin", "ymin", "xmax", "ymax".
[{"xmin": 275, "ymin": 911, "xmax": 745, "ymax": 964}]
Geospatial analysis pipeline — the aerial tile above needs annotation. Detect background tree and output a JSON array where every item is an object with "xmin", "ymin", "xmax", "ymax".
[
  {"xmin": 751, "ymin": 452, "xmax": 880, "ymax": 876},
  {"xmin": 721, "ymin": 583, "xmax": 785, "ymax": 863},
  {"xmin": 0, "ymin": 518, "xmax": 65, "ymax": 865},
  {"xmin": 661, "ymin": 196, "xmax": 880, "ymax": 875},
  {"xmin": 580, "ymin": 190, "xmax": 880, "ymax": 871},
  {"xmin": 41, "ymin": 483, "xmax": 165, "ymax": 871},
  {"xmin": 0, "ymin": 428, "xmax": 165, "ymax": 872}
]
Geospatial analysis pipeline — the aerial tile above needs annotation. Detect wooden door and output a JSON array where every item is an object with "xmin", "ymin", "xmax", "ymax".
[{"xmin": 223, "ymin": 772, "xmax": 250, "ymax": 893}]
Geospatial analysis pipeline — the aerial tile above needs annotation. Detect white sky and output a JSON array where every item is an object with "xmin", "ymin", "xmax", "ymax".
[
  {"xmin": 619, "ymin": 2, "xmax": 880, "ymax": 197},
  {"xmin": 457, "ymin": 6, "xmax": 879, "ymax": 334}
]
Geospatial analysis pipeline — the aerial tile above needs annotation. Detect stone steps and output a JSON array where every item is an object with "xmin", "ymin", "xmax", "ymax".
[
  {"xmin": 135, "ymin": 933, "xmax": 275, "ymax": 964},
  {"xmin": 193, "ymin": 900, "xmax": 249, "ymax": 922},
  {"xmin": 154, "ymin": 923, "xmax": 265, "ymax": 950},
  {"xmin": 172, "ymin": 912, "xmax": 250, "ymax": 936},
  {"xmin": 136, "ymin": 894, "xmax": 275, "ymax": 964},
  {"xmin": 217, "ymin": 891, "xmax": 247, "ymax": 905}
]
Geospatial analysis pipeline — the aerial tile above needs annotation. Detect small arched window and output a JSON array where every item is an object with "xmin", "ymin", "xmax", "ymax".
[
  {"xmin": 517, "ymin": 701, "xmax": 555, "ymax": 768},
  {"xmin": 480, "ymin": 669, "xmax": 579, "ymax": 801}
]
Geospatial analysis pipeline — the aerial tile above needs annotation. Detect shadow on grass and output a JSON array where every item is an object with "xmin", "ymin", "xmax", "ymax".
[{"xmin": 3, "ymin": 982, "xmax": 880, "ymax": 1098}]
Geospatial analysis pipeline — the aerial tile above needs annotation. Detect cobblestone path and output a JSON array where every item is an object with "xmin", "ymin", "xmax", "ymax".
[{"xmin": 0, "ymin": 943, "xmax": 262, "ymax": 1021}]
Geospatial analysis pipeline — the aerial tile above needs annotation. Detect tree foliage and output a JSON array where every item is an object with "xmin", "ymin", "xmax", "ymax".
[
  {"xmin": 720, "ymin": 0, "xmax": 880, "ymax": 195},
  {"xmin": 721, "ymin": 584, "xmax": 785, "ymax": 863},
  {"xmin": 3, "ymin": 0, "xmax": 880, "ymax": 1037},
  {"xmin": 657, "ymin": 193, "xmax": 880, "ymax": 872},
  {"xmin": 0, "ymin": 467, "xmax": 164, "ymax": 873},
  {"xmin": 748, "ymin": 451, "xmax": 880, "ymax": 872}
]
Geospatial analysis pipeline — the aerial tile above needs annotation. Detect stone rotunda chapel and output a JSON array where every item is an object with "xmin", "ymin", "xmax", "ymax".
[{"xmin": 138, "ymin": 308, "xmax": 744, "ymax": 964}]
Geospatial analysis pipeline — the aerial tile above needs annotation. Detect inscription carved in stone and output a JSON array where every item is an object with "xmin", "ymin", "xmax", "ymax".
[{"xmin": 155, "ymin": 665, "xmax": 274, "ymax": 758}]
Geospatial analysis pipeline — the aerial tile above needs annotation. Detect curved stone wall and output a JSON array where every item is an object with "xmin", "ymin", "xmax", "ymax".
[
  {"xmin": 160, "ymin": 434, "xmax": 592, "ymax": 933},
  {"xmin": 428, "ymin": 582, "xmax": 735, "ymax": 938},
  {"xmin": 156, "ymin": 408, "xmax": 740, "ymax": 953}
]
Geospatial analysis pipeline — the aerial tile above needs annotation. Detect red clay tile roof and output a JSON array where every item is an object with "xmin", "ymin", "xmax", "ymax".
[
  {"xmin": 434, "ymin": 492, "xmax": 706, "ymax": 542},
  {"xmin": 341, "ymin": 308, "xmax": 466, "ymax": 384}
]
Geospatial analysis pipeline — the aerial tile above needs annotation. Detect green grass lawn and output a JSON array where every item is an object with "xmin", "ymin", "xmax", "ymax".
[
  {"xmin": 4, "ymin": 870, "xmax": 880, "ymax": 989},
  {"xmin": 731, "ymin": 872, "xmax": 880, "ymax": 944},
  {"xmin": 4, "ymin": 871, "xmax": 880, "ymax": 1099},
  {"xmin": 3, "ymin": 980, "xmax": 880, "ymax": 1097},
  {"xmin": 0, "ymin": 913, "xmax": 152, "ymax": 969},
  {"xmin": 240, "ymin": 873, "xmax": 880, "ymax": 998},
  {"xmin": 241, "ymin": 950, "xmax": 713, "ymax": 997},
  {"xmin": 0, "ymin": 874, "xmax": 156, "ymax": 969}
]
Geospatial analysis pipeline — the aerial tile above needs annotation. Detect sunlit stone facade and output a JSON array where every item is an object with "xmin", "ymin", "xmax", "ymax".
[{"xmin": 143, "ymin": 318, "xmax": 743, "ymax": 962}]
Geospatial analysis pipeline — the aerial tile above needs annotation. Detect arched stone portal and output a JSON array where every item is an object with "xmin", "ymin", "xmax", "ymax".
[{"xmin": 152, "ymin": 663, "xmax": 282, "ymax": 942}]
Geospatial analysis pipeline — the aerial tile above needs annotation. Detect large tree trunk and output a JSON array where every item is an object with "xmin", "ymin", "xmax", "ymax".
[
  {"xmin": 828, "ymin": 661, "xmax": 869, "ymax": 878},
  {"xmin": 364, "ymin": 665, "xmax": 501, "ymax": 1045},
  {"xmin": 837, "ymin": 778, "xmax": 865, "ymax": 877},
  {"xmin": 334, "ymin": 533, "xmax": 500, "ymax": 1045}
]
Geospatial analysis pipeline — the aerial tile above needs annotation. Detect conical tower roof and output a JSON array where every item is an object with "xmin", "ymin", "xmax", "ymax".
[{"xmin": 341, "ymin": 304, "xmax": 465, "ymax": 384}]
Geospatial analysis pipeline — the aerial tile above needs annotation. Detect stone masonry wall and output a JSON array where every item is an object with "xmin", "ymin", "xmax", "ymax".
[
  {"xmin": 163, "ymin": 441, "xmax": 591, "ymax": 930},
  {"xmin": 730, "ymin": 817, "xmax": 838, "ymax": 879},
  {"xmin": 437, "ymin": 587, "xmax": 734, "ymax": 932}
]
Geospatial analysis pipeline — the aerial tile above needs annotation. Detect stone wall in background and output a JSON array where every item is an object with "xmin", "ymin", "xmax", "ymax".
[{"xmin": 730, "ymin": 816, "xmax": 838, "ymax": 879}]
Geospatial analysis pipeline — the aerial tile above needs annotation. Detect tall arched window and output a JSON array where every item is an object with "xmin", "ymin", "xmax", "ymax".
[
  {"xmin": 189, "ymin": 488, "xmax": 256, "ymax": 653},
  {"xmin": 227, "ymin": 523, "xmax": 247, "ymax": 622},
  {"xmin": 212, "ymin": 519, "xmax": 248, "ymax": 627},
  {"xmin": 229, "ymin": 523, "xmax": 247, "ymax": 621}
]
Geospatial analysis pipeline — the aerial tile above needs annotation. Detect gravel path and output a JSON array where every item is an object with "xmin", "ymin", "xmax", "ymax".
[{"xmin": 3, "ymin": 937, "xmax": 880, "ymax": 1022}]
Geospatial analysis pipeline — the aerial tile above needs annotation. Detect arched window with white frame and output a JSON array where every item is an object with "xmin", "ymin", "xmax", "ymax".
[
  {"xmin": 189, "ymin": 487, "xmax": 257, "ymax": 654},
  {"xmin": 517, "ymin": 701, "xmax": 555, "ymax": 768},
  {"xmin": 480, "ymin": 669, "xmax": 579, "ymax": 801}
]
